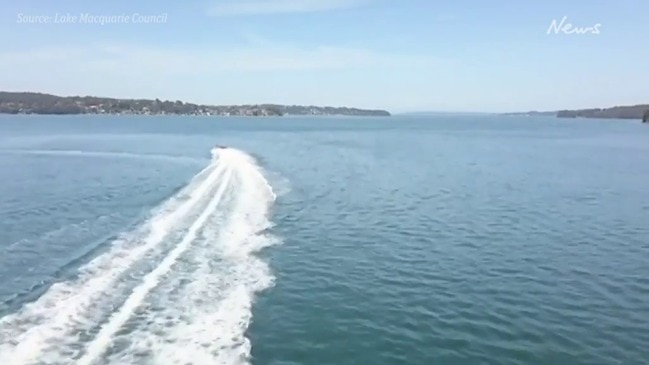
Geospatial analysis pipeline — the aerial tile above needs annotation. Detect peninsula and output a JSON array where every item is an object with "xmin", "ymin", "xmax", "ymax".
[
  {"xmin": 505, "ymin": 104, "xmax": 649, "ymax": 121},
  {"xmin": 556, "ymin": 104, "xmax": 649, "ymax": 120},
  {"xmin": 0, "ymin": 92, "xmax": 391, "ymax": 117}
]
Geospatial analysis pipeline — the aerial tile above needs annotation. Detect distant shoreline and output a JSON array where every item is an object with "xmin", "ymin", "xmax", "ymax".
[
  {"xmin": 0, "ymin": 91, "xmax": 391, "ymax": 117},
  {"xmin": 504, "ymin": 104, "xmax": 649, "ymax": 122},
  {"xmin": 0, "ymin": 113, "xmax": 390, "ymax": 119}
]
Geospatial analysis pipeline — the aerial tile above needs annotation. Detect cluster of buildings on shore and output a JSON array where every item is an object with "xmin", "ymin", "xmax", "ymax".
[{"xmin": 84, "ymin": 104, "xmax": 282, "ymax": 116}]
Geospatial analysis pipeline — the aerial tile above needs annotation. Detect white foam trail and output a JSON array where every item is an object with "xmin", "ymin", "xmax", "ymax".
[
  {"xmin": 0, "ymin": 147, "xmax": 281, "ymax": 365},
  {"xmin": 76, "ymin": 167, "xmax": 233, "ymax": 365},
  {"xmin": 105, "ymin": 148, "xmax": 278, "ymax": 365},
  {"xmin": 0, "ymin": 149, "xmax": 205, "ymax": 165},
  {"xmin": 0, "ymin": 153, "xmax": 228, "ymax": 365}
]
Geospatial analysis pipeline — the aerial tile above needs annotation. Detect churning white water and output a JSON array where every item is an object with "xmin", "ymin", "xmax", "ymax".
[{"xmin": 0, "ymin": 148, "xmax": 279, "ymax": 365}]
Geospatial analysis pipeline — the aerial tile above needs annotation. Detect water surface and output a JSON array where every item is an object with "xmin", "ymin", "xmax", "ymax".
[{"xmin": 0, "ymin": 115, "xmax": 648, "ymax": 365}]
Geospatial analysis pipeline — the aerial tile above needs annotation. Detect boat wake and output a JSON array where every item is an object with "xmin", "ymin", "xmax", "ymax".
[
  {"xmin": 0, "ymin": 149, "xmax": 205, "ymax": 165},
  {"xmin": 0, "ymin": 148, "xmax": 279, "ymax": 365}
]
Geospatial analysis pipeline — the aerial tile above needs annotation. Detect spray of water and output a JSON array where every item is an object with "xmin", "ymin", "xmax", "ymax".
[{"xmin": 0, "ymin": 148, "xmax": 279, "ymax": 365}]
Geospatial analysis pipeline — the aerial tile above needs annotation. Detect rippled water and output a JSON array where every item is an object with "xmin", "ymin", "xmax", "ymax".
[{"xmin": 0, "ymin": 115, "xmax": 648, "ymax": 365}]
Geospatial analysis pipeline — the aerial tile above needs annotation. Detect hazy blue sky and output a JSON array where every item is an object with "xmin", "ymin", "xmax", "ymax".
[{"xmin": 1, "ymin": 0, "xmax": 648, "ymax": 112}]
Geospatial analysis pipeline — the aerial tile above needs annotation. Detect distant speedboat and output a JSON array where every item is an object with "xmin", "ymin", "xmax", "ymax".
[{"xmin": 215, "ymin": 145, "xmax": 228, "ymax": 149}]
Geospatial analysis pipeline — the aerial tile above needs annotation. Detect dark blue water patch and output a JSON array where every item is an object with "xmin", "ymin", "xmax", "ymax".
[{"xmin": 246, "ymin": 116, "xmax": 649, "ymax": 365}]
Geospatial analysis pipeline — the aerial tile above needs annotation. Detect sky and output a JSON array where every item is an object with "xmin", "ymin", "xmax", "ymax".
[{"xmin": 1, "ymin": 0, "xmax": 648, "ymax": 113}]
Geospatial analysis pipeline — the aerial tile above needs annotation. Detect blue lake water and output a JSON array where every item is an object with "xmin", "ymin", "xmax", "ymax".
[{"xmin": 0, "ymin": 115, "xmax": 648, "ymax": 365}]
